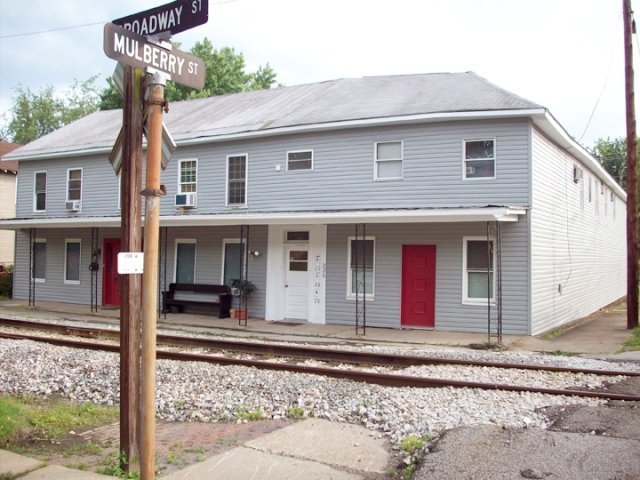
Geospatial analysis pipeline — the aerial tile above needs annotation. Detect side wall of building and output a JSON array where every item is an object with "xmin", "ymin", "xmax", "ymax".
[{"xmin": 530, "ymin": 127, "xmax": 626, "ymax": 335}]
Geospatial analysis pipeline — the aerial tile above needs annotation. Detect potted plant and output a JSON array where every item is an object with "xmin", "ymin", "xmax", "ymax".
[{"xmin": 230, "ymin": 279, "xmax": 256, "ymax": 320}]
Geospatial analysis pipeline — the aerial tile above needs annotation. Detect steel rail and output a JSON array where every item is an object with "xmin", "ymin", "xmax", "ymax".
[
  {"xmin": 1, "ymin": 317, "xmax": 638, "ymax": 377},
  {"xmin": 2, "ymin": 331, "xmax": 640, "ymax": 402}
]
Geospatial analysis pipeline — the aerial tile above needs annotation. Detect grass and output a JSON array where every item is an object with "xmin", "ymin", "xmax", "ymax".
[
  {"xmin": 285, "ymin": 406, "xmax": 305, "ymax": 419},
  {"xmin": 0, "ymin": 395, "xmax": 118, "ymax": 449},
  {"xmin": 234, "ymin": 406, "xmax": 263, "ymax": 421},
  {"xmin": 542, "ymin": 326, "xmax": 568, "ymax": 340},
  {"xmin": 550, "ymin": 350, "xmax": 574, "ymax": 356},
  {"xmin": 618, "ymin": 326, "xmax": 640, "ymax": 353},
  {"xmin": 393, "ymin": 435, "xmax": 435, "ymax": 479}
]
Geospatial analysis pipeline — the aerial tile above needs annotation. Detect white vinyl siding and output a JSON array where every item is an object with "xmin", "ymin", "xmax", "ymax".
[{"xmin": 530, "ymin": 128, "xmax": 625, "ymax": 335}]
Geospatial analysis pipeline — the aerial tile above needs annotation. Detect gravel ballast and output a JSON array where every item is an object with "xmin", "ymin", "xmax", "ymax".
[{"xmin": 0, "ymin": 337, "xmax": 633, "ymax": 446}]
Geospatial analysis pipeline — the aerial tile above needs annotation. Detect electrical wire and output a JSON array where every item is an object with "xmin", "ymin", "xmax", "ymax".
[
  {"xmin": 0, "ymin": 0, "xmax": 237, "ymax": 40},
  {"xmin": 578, "ymin": 12, "xmax": 622, "ymax": 143}
]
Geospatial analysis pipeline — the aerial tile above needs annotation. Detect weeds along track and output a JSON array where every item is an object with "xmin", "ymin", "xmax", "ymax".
[{"xmin": 1, "ymin": 316, "xmax": 639, "ymax": 402}]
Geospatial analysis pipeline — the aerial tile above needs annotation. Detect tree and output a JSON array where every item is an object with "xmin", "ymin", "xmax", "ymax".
[
  {"xmin": 588, "ymin": 137, "xmax": 629, "ymax": 189},
  {"xmin": 99, "ymin": 39, "xmax": 279, "ymax": 110},
  {"xmin": 3, "ymin": 76, "xmax": 100, "ymax": 145}
]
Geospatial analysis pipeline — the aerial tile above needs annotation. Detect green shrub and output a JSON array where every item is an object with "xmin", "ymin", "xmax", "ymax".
[{"xmin": 0, "ymin": 265, "xmax": 13, "ymax": 299}]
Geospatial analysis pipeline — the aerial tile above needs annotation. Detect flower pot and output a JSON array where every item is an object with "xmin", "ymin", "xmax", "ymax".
[
  {"xmin": 230, "ymin": 308, "xmax": 238, "ymax": 319},
  {"xmin": 237, "ymin": 309, "xmax": 247, "ymax": 320}
]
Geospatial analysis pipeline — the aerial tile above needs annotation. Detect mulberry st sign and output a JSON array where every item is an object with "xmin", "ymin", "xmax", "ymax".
[
  {"xmin": 103, "ymin": 22, "xmax": 205, "ymax": 90},
  {"xmin": 113, "ymin": 0, "xmax": 208, "ymax": 38}
]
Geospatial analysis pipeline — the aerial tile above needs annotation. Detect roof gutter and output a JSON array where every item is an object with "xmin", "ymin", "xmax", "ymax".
[{"xmin": 0, "ymin": 207, "xmax": 527, "ymax": 231}]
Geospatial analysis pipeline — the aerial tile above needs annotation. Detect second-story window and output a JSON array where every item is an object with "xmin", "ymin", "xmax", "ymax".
[
  {"xmin": 179, "ymin": 159, "xmax": 197, "ymax": 193},
  {"xmin": 287, "ymin": 150, "xmax": 313, "ymax": 171},
  {"xmin": 464, "ymin": 139, "xmax": 495, "ymax": 179},
  {"xmin": 67, "ymin": 168, "xmax": 83, "ymax": 201},
  {"xmin": 34, "ymin": 172, "xmax": 47, "ymax": 212},
  {"xmin": 227, "ymin": 154, "xmax": 247, "ymax": 206},
  {"xmin": 375, "ymin": 141, "xmax": 403, "ymax": 180}
]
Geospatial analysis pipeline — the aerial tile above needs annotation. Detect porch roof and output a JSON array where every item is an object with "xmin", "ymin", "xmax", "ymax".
[{"xmin": 0, "ymin": 206, "xmax": 527, "ymax": 230}]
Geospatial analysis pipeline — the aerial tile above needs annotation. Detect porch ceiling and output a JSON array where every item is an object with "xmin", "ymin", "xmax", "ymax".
[{"xmin": 0, "ymin": 207, "xmax": 527, "ymax": 230}]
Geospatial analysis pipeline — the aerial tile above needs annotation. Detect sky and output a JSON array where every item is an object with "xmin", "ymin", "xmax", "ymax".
[{"xmin": 0, "ymin": 0, "xmax": 635, "ymax": 149}]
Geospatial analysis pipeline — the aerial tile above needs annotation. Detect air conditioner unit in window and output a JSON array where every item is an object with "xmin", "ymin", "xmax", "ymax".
[
  {"xmin": 175, "ymin": 192, "xmax": 196, "ymax": 208},
  {"xmin": 573, "ymin": 166, "xmax": 583, "ymax": 183},
  {"xmin": 66, "ymin": 200, "xmax": 81, "ymax": 212},
  {"xmin": 466, "ymin": 166, "xmax": 475, "ymax": 175}
]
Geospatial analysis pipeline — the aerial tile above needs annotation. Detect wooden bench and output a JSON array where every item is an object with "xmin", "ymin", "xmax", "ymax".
[{"xmin": 162, "ymin": 283, "xmax": 233, "ymax": 318}]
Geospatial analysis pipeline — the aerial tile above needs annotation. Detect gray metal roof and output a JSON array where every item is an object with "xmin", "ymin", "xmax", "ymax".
[{"xmin": 3, "ymin": 72, "xmax": 543, "ymax": 161}]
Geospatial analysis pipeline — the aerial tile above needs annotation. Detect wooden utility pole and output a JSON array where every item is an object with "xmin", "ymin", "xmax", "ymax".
[
  {"xmin": 624, "ymin": 0, "xmax": 639, "ymax": 330},
  {"xmin": 119, "ymin": 65, "xmax": 144, "ymax": 474},
  {"xmin": 140, "ymin": 71, "xmax": 167, "ymax": 480}
]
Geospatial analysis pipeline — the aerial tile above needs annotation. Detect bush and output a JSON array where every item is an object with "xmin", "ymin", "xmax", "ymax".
[{"xmin": 0, "ymin": 265, "xmax": 13, "ymax": 299}]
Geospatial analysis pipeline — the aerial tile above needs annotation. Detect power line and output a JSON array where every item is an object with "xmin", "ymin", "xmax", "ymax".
[
  {"xmin": 0, "ymin": 0, "xmax": 237, "ymax": 40},
  {"xmin": 578, "ymin": 12, "xmax": 622, "ymax": 143}
]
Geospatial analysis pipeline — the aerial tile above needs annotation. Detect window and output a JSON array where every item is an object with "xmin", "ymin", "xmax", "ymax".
[
  {"xmin": 32, "ymin": 239, "xmax": 47, "ymax": 282},
  {"xmin": 374, "ymin": 141, "xmax": 403, "ymax": 180},
  {"xmin": 464, "ymin": 139, "xmax": 495, "ymax": 179},
  {"xmin": 227, "ymin": 154, "xmax": 247, "ymax": 206},
  {"xmin": 286, "ymin": 231, "xmax": 310, "ymax": 242},
  {"xmin": 174, "ymin": 239, "xmax": 196, "ymax": 284},
  {"xmin": 67, "ymin": 169, "xmax": 82, "ymax": 201},
  {"xmin": 347, "ymin": 237, "xmax": 375, "ymax": 298},
  {"xmin": 64, "ymin": 239, "xmax": 81, "ymax": 284},
  {"xmin": 463, "ymin": 237, "xmax": 494, "ymax": 303},
  {"xmin": 118, "ymin": 175, "xmax": 122, "ymax": 211},
  {"xmin": 179, "ymin": 159, "xmax": 197, "ymax": 193},
  {"xmin": 287, "ymin": 150, "xmax": 313, "ymax": 171},
  {"xmin": 221, "ymin": 239, "xmax": 245, "ymax": 286},
  {"xmin": 34, "ymin": 172, "xmax": 47, "ymax": 212},
  {"xmin": 588, "ymin": 176, "xmax": 592, "ymax": 202}
]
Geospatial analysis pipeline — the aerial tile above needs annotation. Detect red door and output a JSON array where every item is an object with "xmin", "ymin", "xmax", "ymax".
[
  {"xmin": 401, "ymin": 245, "xmax": 436, "ymax": 327},
  {"xmin": 102, "ymin": 239, "xmax": 121, "ymax": 307}
]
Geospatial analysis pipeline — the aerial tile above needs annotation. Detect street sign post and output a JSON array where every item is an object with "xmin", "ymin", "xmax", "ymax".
[
  {"xmin": 104, "ymin": 23, "xmax": 205, "ymax": 90},
  {"xmin": 113, "ymin": 0, "xmax": 208, "ymax": 38}
]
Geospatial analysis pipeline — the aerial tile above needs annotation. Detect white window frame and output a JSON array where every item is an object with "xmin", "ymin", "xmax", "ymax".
[
  {"xmin": 220, "ymin": 238, "xmax": 247, "ymax": 285},
  {"xmin": 33, "ymin": 171, "xmax": 47, "ymax": 213},
  {"xmin": 226, "ymin": 153, "xmax": 248, "ymax": 207},
  {"xmin": 32, "ymin": 238, "xmax": 47, "ymax": 283},
  {"xmin": 286, "ymin": 149, "xmax": 314, "ymax": 171},
  {"xmin": 64, "ymin": 238, "xmax": 82, "ymax": 285},
  {"xmin": 374, "ymin": 141, "xmax": 403, "ymax": 181},
  {"xmin": 346, "ymin": 236, "xmax": 375, "ymax": 300},
  {"xmin": 66, "ymin": 168, "xmax": 83, "ymax": 202},
  {"xmin": 173, "ymin": 238, "xmax": 197, "ymax": 283},
  {"xmin": 178, "ymin": 158, "xmax": 198, "ymax": 193},
  {"xmin": 462, "ymin": 236, "xmax": 495, "ymax": 305},
  {"xmin": 463, "ymin": 138, "xmax": 496, "ymax": 180},
  {"xmin": 118, "ymin": 175, "xmax": 122, "ymax": 211}
]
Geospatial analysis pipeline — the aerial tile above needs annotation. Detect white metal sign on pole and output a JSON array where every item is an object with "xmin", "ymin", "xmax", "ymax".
[{"xmin": 117, "ymin": 252, "xmax": 144, "ymax": 274}]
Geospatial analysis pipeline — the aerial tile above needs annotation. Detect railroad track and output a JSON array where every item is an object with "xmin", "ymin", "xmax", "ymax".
[{"xmin": 1, "ymin": 316, "xmax": 640, "ymax": 402}]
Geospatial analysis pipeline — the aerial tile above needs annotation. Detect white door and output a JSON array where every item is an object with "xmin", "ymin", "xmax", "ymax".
[{"xmin": 285, "ymin": 245, "xmax": 309, "ymax": 320}]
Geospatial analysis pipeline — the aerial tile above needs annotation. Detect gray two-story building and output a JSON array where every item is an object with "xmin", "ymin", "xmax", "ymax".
[{"xmin": 0, "ymin": 72, "xmax": 626, "ymax": 335}]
